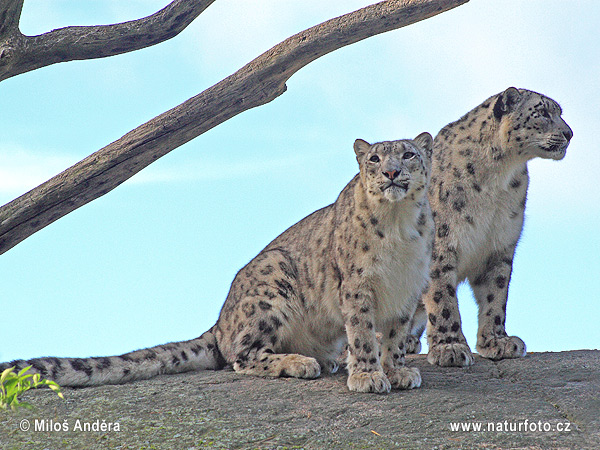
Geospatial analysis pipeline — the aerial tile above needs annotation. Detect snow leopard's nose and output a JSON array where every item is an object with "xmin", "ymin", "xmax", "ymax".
[
  {"xmin": 383, "ymin": 169, "xmax": 400, "ymax": 180},
  {"xmin": 562, "ymin": 126, "xmax": 573, "ymax": 142}
]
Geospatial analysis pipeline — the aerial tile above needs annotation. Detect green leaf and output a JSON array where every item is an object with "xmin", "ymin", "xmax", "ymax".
[
  {"xmin": 17, "ymin": 366, "xmax": 32, "ymax": 377},
  {"xmin": 1, "ymin": 363, "xmax": 65, "ymax": 411},
  {"xmin": 1, "ymin": 367, "xmax": 16, "ymax": 383}
]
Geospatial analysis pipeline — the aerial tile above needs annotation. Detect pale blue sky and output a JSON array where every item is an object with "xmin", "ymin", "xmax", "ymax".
[{"xmin": 1, "ymin": 0, "xmax": 598, "ymax": 363}]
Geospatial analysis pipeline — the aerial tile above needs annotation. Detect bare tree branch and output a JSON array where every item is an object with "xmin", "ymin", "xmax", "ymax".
[
  {"xmin": 0, "ymin": 0, "xmax": 215, "ymax": 82},
  {"xmin": 0, "ymin": 0, "xmax": 468, "ymax": 255},
  {"xmin": 0, "ymin": 0, "xmax": 24, "ymax": 37}
]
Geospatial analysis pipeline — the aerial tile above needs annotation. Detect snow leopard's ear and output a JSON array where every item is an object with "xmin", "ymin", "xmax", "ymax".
[
  {"xmin": 493, "ymin": 87, "xmax": 521, "ymax": 120},
  {"xmin": 413, "ymin": 132, "xmax": 433, "ymax": 160},
  {"xmin": 354, "ymin": 139, "xmax": 371, "ymax": 161}
]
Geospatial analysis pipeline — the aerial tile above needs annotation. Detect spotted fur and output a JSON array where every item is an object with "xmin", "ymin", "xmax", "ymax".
[
  {"xmin": 409, "ymin": 88, "xmax": 572, "ymax": 366},
  {"xmin": 1, "ymin": 133, "xmax": 435, "ymax": 393}
]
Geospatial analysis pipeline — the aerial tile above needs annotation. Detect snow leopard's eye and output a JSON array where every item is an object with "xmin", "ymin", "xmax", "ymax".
[
  {"xmin": 369, "ymin": 155, "xmax": 380, "ymax": 163},
  {"xmin": 402, "ymin": 151, "xmax": 416, "ymax": 160}
]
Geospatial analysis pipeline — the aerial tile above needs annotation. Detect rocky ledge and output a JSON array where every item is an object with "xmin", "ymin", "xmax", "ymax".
[{"xmin": 1, "ymin": 350, "xmax": 598, "ymax": 449}]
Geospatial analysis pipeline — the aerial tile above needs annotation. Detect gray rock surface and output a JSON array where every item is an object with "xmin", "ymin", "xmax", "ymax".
[{"xmin": 1, "ymin": 350, "xmax": 598, "ymax": 449}]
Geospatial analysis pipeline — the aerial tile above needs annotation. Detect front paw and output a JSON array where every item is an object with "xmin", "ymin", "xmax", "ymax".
[
  {"xmin": 427, "ymin": 343, "xmax": 474, "ymax": 367},
  {"xmin": 386, "ymin": 366, "xmax": 421, "ymax": 390},
  {"xmin": 477, "ymin": 335, "xmax": 526, "ymax": 360},
  {"xmin": 347, "ymin": 370, "xmax": 391, "ymax": 394},
  {"xmin": 405, "ymin": 334, "xmax": 422, "ymax": 354}
]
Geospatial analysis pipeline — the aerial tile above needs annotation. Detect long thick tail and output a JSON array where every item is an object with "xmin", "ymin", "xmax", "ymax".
[{"xmin": 0, "ymin": 327, "xmax": 226, "ymax": 387}]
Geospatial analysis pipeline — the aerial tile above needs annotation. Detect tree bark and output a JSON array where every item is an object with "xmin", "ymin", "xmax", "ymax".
[
  {"xmin": 0, "ymin": 0, "xmax": 468, "ymax": 255},
  {"xmin": 0, "ymin": 0, "xmax": 216, "ymax": 82}
]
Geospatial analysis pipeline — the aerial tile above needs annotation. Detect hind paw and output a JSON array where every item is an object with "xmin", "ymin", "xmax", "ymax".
[
  {"xmin": 405, "ymin": 334, "xmax": 422, "ymax": 354},
  {"xmin": 277, "ymin": 355, "xmax": 321, "ymax": 379},
  {"xmin": 477, "ymin": 335, "xmax": 526, "ymax": 360}
]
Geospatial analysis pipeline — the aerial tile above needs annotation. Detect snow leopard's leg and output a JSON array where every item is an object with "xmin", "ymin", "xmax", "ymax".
[
  {"xmin": 468, "ymin": 247, "xmax": 526, "ymax": 360},
  {"xmin": 380, "ymin": 313, "xmax": 421, "ymax": 390},
  {"xmin": 405, "ymin": 301, "xmax": 426, "ymax": 354},
  {"xmin": 423, "ymin": 242, "xmax": 474, "ymax": 367},
  {"xmin": 341, "ymin": 283, "xmax": 391, "ymax": 394}
]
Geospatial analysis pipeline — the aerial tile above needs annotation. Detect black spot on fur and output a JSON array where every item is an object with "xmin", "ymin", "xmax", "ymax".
[
  {"xmin": 360, "ymin": 306, "xmax": 370, "ymax": 313},
  {"xmin": 451, "ymin": 322, "xmax": 460, "ymax": 332},
  {"xmin": 438, "ymin": 326, "xmax": 448, "ymax": 333},
  {"xmin": 446, "ymin": 284, "xmax": 456, "ymax": 297},
  {"xmin": 487, "ymin": 294, "xmax": 495, "ymax": 303},
  {"xmin": 438, "ymin": 224, "xmax": 450, "ymax": 238},
  {"xmin": 97, "ymin": 357, "xmax": 112, "ymax": 370},
  {"xmin": 31, "ymin": 360, "xmax": 49, "ymax": 378},
  {"xmin": 278, "ymin": 261, "xmax": 298, "ymax": 280},
  {"xmin": 429, "ymin": 313, "xmax": 437, "ymax": 325},
  {"xmin": 441, "ymin": 308, "xmax": 451, "ymax": 320},
  {"xmin": 259, "ymin": 320, "xmax": 273, "ymax": 334},
  {"xmin": 260, "ymin": 265, "xmax": 274, "ymax": 275},
  {"xmin": 453, "ymin": 199, "xmax": 466, "ymax": 212},
  {"xmin": 258, "ymin": 300, "xmax": 272, "ymax": 311},
  {"xmin": 389, "ymin": 329, "xmax": 397, "ymax": 338},
  {"xmin": 433, "ymin": 291, "xmax": 443, "ymax": 303},
  {"xmin": 350, "ymin": 316, "xmax": 360, "ymax": 326},
  {"xmin": 332, "ymin": 263, "xmax": 343, "ymax": 288},
  {"xmin": 70, "ymin": 359, "xmax": 93, "ymax": 377},
  {"xmin": 496, "ymin": 276, "xmax": 507, "ymax": 289},
  {"xmin": 494, "ymin": 315, "xmax": 502, "ymax": 325},
  {"xmin": 241, "ymin": 334, "xmax": 252, "ymax": 346},
  {"xmin": 275, "ymin": 279, "xmax": 294, "ymax": 299},
  {"xmin": 250, "ymin": 339, "xmax": 263, "ymax": 350},
  {"xmin": 264, "ymin": 290, "xmax": 277, "ymax": 300},
  {"xmin": 271, "ymin": 316, "xmax": 283, "ymax": 329}
]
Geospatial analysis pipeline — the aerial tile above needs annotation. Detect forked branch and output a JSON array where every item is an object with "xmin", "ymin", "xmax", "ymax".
[
  {"xmin": 0, "ymin": 0, "xmax": 215, "ymax": 82},
  {"xmin": 0, "ymin": 0, "xmax": 469, "ymax": 254}
]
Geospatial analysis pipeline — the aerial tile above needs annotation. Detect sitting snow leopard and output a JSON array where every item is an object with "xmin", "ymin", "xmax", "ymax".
[
  {"xmin": 409, "ymin": 87, "xmax": 572, "ymax": 366},
  {"xmin": 1, "ymin": 133, "xmax": 435, "ymax": 394}
]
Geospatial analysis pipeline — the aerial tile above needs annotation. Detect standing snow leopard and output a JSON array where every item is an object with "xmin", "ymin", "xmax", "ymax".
[
  {"xmin": 1, "ymin": 133, "xmax": 435, "ymax": 394},
  {"xmin": 409, "ymin": 88, "xmax": 572, "ymax": 366}
]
